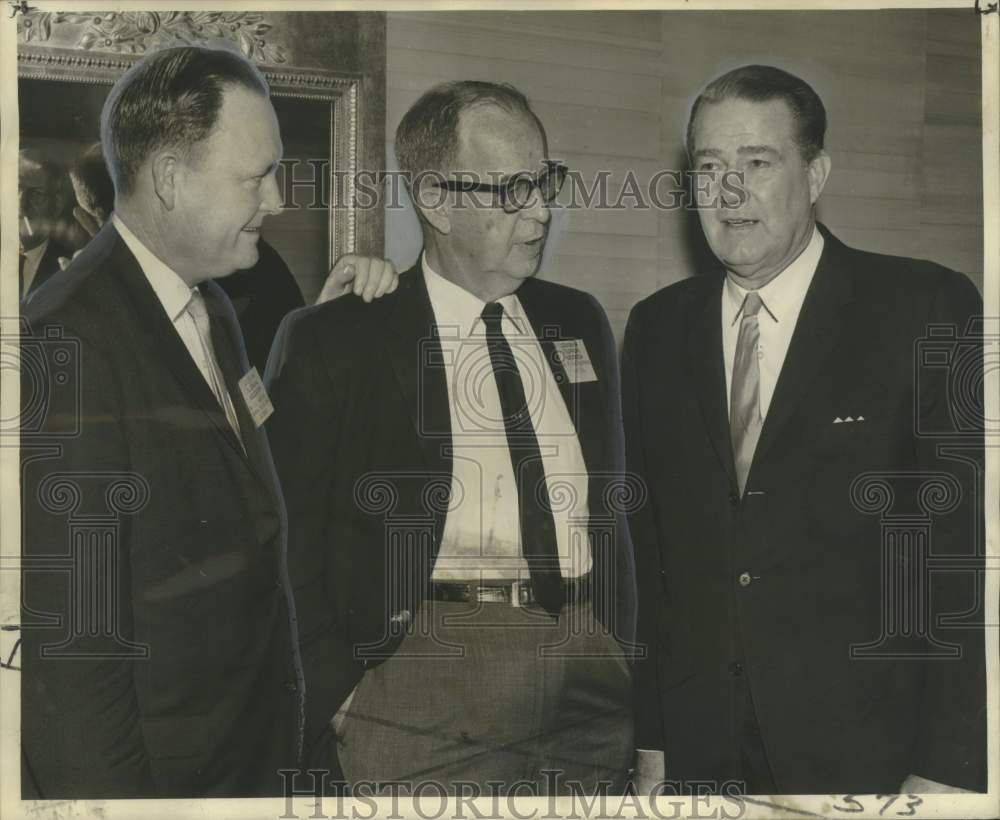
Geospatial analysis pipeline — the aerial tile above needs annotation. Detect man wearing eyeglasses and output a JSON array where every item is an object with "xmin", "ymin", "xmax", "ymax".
[{"xmin": 266, "ymin": 80, "xmax": 637, "ymax": 795}]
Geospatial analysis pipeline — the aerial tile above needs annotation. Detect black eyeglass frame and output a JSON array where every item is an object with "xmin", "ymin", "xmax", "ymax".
[{"xmin": 431, "ymin": 161, "xmax": 568, "ymax": 213}]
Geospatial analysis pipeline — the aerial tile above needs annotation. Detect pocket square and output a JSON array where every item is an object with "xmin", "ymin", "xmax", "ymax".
[{"xmin": 832, "ymin": 415, "xmax": 866, "ymax": 424}]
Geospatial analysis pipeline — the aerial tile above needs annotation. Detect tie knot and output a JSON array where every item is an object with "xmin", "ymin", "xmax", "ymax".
[
  {"xmin": 186, "ymin": 289, "xmax": 210, "ymax": 329},
  {"xmin": 481, "ymin": 301, "xmax": 504, "ymax": 333},
  {"xmin": 741, "ymin": 291, "xmax": 764, "ymax": 319}
]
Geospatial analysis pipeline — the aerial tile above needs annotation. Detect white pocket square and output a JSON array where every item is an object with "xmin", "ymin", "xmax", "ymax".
[{"xmin": 832, "ymin": 415, "xmax": 866, "ymax": 424}]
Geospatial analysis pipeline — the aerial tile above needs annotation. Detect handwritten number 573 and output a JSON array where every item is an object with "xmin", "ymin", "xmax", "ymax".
[{"xmin": 833, "ymin": 795, "xmax": 923, "ymax": 816}]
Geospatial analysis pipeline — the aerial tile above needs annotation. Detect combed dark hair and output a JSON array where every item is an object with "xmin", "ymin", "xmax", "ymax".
[
  {"xmin": 100, "ymin": 45, "xmax": 269, "ymax": 197},
  {"xmin": 686, "ymin": 65, "xmax": 827, "ymax": 162},
  {"xmin": 395, "ymin": 80, "xmax": 545, "ymax": 178},
  {"xmin": 70, "ymin": 142, "xmax": 115, "ymax": 219}
]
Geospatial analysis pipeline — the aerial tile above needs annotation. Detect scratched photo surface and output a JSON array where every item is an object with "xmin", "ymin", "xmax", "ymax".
[{"xmin": 4, "ymin": 4, "xmax": 997, "ymax": 820}]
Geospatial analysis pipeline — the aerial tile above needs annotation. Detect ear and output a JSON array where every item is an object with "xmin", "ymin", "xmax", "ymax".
[
  {"xmin": 149, "ymin": 150, "xmax": 180, "ymax": 211},
  {"xmin": 411, "ymin": 177, "xmax": 451, "ymax": 236},
  {"xmin": 806, "ymin": 150, "xmax": 831, "ymax": 204}
]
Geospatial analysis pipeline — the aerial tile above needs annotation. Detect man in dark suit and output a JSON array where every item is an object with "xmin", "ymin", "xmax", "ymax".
[
  {"xmin": 18, "ymin": 149, "xmax": 74, "ymax": 298},
  {"xmin": 19, "ymin": 45, "xmax": 393, "ymax": 799},
  {"xmin": 267, "ymin": 81, "xmax": 637, "ymax": 795},
  {"xmin": 623, "ymin": 65, "xmax": 986, "ymax": 795}
]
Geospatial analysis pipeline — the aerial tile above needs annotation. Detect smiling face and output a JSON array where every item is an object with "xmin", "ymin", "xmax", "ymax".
[
  {"xmin": 436, "ymin": 104, "xmax": 550, "ymax": 299},
  {"xmin": 691, "ymin": 96, "xmax": 830, "ymax": 288},
  {"xmin": 170, "ymin": 85, "xmax": 283, "ymax": 281}
]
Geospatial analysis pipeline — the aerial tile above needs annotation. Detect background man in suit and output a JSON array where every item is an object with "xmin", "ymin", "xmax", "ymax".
[
  {"xmin": 267, "ymin": 80, "xmax": 637, "ymax": 795},
  {"xmin": 20, "ymin": 45, "xmax": 394, "ymax": 799},
  {"xmin": 18, "ymin": 148, "xmax": 74, "ymax": 298},
  {"xmin": 623, "ymin": 65, "xmax": 985, "ymax": 795}
]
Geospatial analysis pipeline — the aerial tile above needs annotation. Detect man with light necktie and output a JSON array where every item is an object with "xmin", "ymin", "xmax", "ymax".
[
  {"xmin": 19, "ymin": 45, "xmax": 395, "ymax": 799},
  {"xmin": 623, "ymin": 65, "xmax": 985, "ymax": 795},
  {"xmin": 266, "ymin": 80, "xmax": 637, "ymax": 795}
]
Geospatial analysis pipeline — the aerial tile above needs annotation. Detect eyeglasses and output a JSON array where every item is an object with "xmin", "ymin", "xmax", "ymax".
[{"xmin": 432, "ymin": 162, "xmax": 568, "ymax": 214}]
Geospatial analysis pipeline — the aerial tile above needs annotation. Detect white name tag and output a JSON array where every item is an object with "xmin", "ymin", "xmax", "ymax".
[
  {"xmin": 238, "ymin": 367, "xmax": 274, "ymax": 428},
  {"xmin": 552, "ymin": 339, "xmax": 598, "ymax": 384}
]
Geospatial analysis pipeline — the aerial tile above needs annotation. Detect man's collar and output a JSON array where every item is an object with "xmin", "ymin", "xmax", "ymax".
[
  {"xmin": 113, "ymin": 214, "xmax": 196, "ymax": 321},
  {"xmin": 421, "ymin": 250, "xmax": 524, "ymax": 335},
  {"xmin": 21, "ymin": 238, "xmax": 49, "ymax": 267},
  {"xmin": 723, "ymin": 225, "xmax": 824, "ymax": 325}
]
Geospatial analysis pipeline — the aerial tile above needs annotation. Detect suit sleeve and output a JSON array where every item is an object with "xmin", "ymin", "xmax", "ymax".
[
  {"xmin": 20, "ymin": 325, "xmax": 155, "ymax": 798},
  {"xmin": 909, "ymin": 273, "xmax": 987, "ymax": 791},
  {"xmin": 621, "ymin": 306, "xmax": 667, "ymax": 752},
  {"xmin": 266, "ymin": 313, "xmax": 358, "ymax": 766}
]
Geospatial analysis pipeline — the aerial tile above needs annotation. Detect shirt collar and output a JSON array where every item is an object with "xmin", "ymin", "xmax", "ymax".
[
  {"xmin": 723, "ymin": 225, "xmax": 824, "ymax": 326},
  {"xmin": 421, "ymin": 250, "xmax": 525, "ymax": 336},
  {"xmin": 21, "ymin": 238, "xmax": 49, "ymax": 268},
  {"xmin": 113, "ymin": 214, "xmax": 197, "ymax": 321}
]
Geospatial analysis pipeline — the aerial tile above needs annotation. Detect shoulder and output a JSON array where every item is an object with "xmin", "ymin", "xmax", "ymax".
[
  {"xmin": 278, "ymin": 279, "xmax": 398, "ymax": 344},
  {"xmin": 517, "ymin": 275, "xmax": 611, "ymax": 333},
  {"xmin": 825, "ymin": 230, "xmax": 981, "ymax": 318},
  {"xmin": 627, "ymin": 274, "xmax": 712, "ymax": 335},
  {"xmin": 22, "ymin": 230, "xmax": 121, "ymax": 347},
  {"xmin": 266, "ymin": 266, "xmax": 412, "ymax": 383}
]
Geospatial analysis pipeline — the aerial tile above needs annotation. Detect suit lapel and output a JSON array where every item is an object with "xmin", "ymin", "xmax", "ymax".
[
  {"xmin": 516, "ymin": 279, "xmax": 599, "ymax": 471},
  {"xmin": 202, "ymin": 281, "xmax": 279, "ymax": 493},
  {"xmin": 385, "ymin": 264, "xmax": 453, "ymax": 484},
  {"xmin": 685, "ymin": 275, "xmax": 738, "ymax": 486},
  {"xmin": 752, "ymin": 228, "xmax": 854, "ymax": 467},
  {"xmin": 105, "ymin": 225, "xmax": 257, "ymax": 469}
]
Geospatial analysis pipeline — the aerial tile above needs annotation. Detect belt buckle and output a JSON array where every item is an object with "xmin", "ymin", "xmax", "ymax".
[{"xmin": 475, "ymin": 585, "xmax": 508, "ymax": 604}]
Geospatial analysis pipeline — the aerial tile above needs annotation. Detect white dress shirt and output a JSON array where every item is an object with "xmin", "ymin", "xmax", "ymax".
[
  {"xmin": 20, "ymin": 238, "xmax": 49, "ymax": 295},
  {"xmin": 423, "ymin": 254, "xmax": 591, "ymax": 581},
  {"xmin": 722, "ymin": 226, "xmax": 824, "ymax": 419},
  {"xmin": 113, "ymin": 215, "xmax": 239, "ymax": 427}
]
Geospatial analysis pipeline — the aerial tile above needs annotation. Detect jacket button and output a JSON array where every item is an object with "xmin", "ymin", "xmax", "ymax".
[
  {"xmin": 738, "ymin": 572, "xmax": 752, "ymax": 587},
  {"xmin": 389, "ymin": 609, "xmax": 412, "ymax": 625},
  {"xmin": 728, "ymin": 493, "xmax": 739, "ymax": 506},
  {"xmin": 285, "ymin": 680, "xmax": 297, "ymax": 693},
  {"xmin": 728, "ymin": 662, "xmax": 743, "ymax": 676}
]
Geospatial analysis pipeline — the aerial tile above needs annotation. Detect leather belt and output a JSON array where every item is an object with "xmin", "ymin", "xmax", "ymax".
[{"xmin": 429, "ymin": 573, "xmax": 591, "ymax": 607}]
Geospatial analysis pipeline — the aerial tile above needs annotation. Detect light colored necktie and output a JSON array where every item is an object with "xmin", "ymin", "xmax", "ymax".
[
  {"xmin": 185, "ymin": 290, "xmax": 243, "ymax": 445},
  {"xmin": 730, "ymin": 291, "xmax": 764, "ymax": 495}
]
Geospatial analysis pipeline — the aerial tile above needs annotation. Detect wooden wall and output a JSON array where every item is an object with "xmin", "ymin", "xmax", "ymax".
[{"xmin": 384, "ymin": 9, "xmax": 984, "ymax": 343}]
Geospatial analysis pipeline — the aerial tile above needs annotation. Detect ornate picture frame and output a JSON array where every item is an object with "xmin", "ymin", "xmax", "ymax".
[{"xmin": 17, "ymin": 10, "xmax": 376, "ymax": 301}]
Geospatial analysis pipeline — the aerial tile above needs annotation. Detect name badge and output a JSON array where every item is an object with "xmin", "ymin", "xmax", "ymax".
[
  {"xmin": 238, "ymin": 367, "xmax": 274, "ymax": 428},
  {"xmin": 552, "ymin": 339, "xmax": 598, "ymax": 384}
]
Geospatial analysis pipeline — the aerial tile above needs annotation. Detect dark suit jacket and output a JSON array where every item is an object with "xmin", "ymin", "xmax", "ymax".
[
  {"xmin": 20, "ymin": 223, "xmax": 302, "ymax": 798},
  {"xmin": 622, "ymin": 225, "xmax": 986, "ymax": 793},
  {"xmin": 218, "ymin": 238, "xmax": 304, "ymax": 375},
  {"xmin": 24, "ymin": 236, "xmax": 75, "ymax": 296},
  {"xmin": 266, "ymin": 261, "xmax": 637, "ymax": 767}
]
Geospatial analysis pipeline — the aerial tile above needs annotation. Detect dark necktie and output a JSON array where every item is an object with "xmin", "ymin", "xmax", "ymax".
[
  {"xmin": 481, "ymin": 301, "xmax": 563, "ymax": 613},
  {"xmin": 18, "ymin": 252, "xmax": 26, "ymax": 300},
  {"xmin": 730, "ymin": 291, "xmax": 764, "ymax": 495}
]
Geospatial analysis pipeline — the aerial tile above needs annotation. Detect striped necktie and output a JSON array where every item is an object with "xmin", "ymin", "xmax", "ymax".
[{"xmin": 730, "ymin": 291, "xmax": 764, "ymax": 495}]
